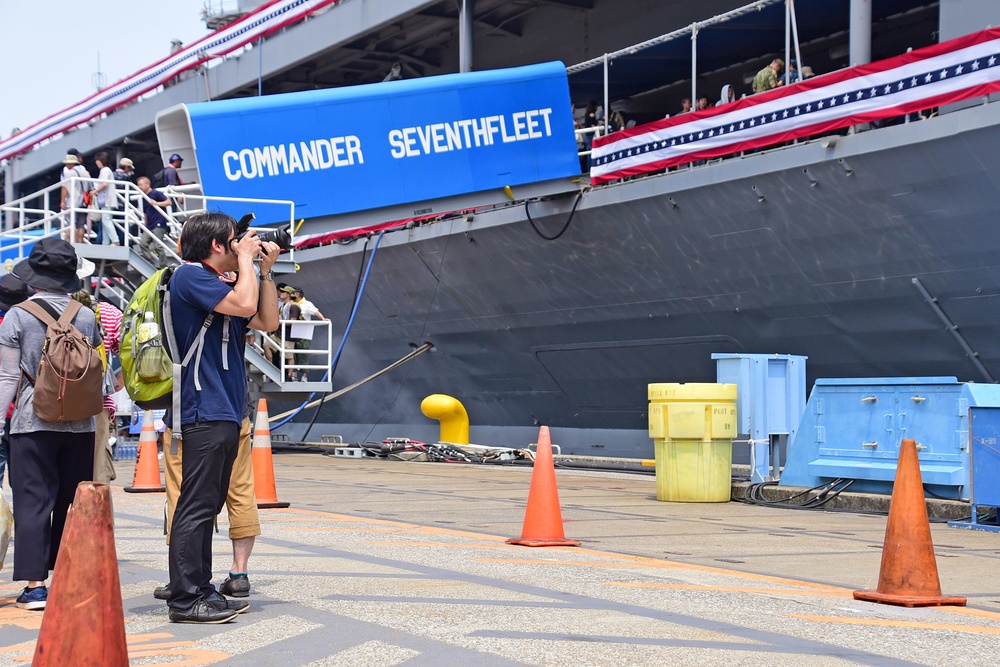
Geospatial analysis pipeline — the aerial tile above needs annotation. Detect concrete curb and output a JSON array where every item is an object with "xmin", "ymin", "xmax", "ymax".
[{"xmin": 552, "ymin": 454, "xmax": 972, "ymax": 521}]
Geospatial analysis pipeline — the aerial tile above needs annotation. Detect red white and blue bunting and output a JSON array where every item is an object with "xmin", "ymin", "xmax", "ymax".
[
  {"xmin": 590, "ymin": 27, "xmax": 1000, "ymax": 185},
  {"xmin": 0, "ymin": 0, "xmax": 341, "ymax": 163}
]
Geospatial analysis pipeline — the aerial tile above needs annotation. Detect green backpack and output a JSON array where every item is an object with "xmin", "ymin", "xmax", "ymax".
[
  {"xmin": 119, "ymin": 265, "xmax": 230, "ymax": 433},
  {"xmin": 119, "ymin": 268, "xmax": 175, "ymax": 409}
]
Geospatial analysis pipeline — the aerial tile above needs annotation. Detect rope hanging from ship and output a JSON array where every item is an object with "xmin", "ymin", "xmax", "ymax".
[{"xmin": 525, "ymin": 192, "xmax": 584, "ymax": 240}]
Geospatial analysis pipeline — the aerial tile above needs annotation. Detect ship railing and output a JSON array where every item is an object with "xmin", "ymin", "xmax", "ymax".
[
  {"xmin": 0, "ymin": 177, "xmax": 183, "ymax": 268},
  {"xmin": 249, "ymin": 319, "xmax": 335, "ymax": 387},
  {"xmin": 575, "ymin": 125, "xmax": 606, "ymax": 159},
  {"xmin": 0, "ymin": 177, "xmax": 297, "ymax": 273},
  {"xmin": 592, "ymin": 97, "xmax": 955, "ymax": 183}
]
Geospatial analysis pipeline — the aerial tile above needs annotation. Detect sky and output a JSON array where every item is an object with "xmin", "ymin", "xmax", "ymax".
[{"xmin": 0, "ymin": 0, "xmax": 215, "ymax": 140}]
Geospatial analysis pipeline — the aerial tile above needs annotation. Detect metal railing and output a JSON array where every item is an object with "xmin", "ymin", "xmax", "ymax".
[
  {"xmin": 0, "ymin": 177, "xmax": 297, "ymax": 270},
  {"xmin": 250, "ymin": 318, "xmax": 334, "ymax": 384},
  {"xmin": 575, "ymin": 125, "xmax": 606, "ymax": 162},
  {"xmin": 0, "ymin": 177, "xmax": 318, "ymax": 393}
]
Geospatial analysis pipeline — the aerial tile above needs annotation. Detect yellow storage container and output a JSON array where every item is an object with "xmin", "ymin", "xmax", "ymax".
[
  {"xmin": 654, "ymin": 439, "xmax": 733, "ymax": 502},
  {"xmin": 647, "ymin": 383, "xmax": 737, "ymax": 440},
  {"xmin": 648, "ymin": 383, "xmax": 737, "ymax": 503}
]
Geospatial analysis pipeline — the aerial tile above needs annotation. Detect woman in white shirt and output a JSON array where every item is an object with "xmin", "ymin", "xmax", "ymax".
[{"xmin": 93, "ymin": 152, "xmax": 118, "ymax": 245}]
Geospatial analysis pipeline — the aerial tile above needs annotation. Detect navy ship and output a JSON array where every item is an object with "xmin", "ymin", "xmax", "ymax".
[{"xmin": 3, "ymin": 0, "xmax": 999, "ymax": 457}]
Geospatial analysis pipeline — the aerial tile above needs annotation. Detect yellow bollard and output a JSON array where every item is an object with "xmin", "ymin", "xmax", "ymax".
[{"xmin": 420, "ymin": 394, "xmax": 470, "ymax": 444}]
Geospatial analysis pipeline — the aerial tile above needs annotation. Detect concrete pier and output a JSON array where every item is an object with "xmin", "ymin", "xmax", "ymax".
[{"xmin": 0, "ymin": 454, "xmax": 997, "ymax": 665}]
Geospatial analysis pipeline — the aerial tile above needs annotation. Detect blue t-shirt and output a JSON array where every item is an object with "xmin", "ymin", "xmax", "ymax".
[
  {"xmin": 163, "ymin": 165, "xmax": 181, "ymax": 186},
  {"xmin": 170, "ymin": 263, "xmax": 249, "ymax": 427},
  {"xmin": 144, "ymin": 189, "xmax": 169, "ymax": 228}
]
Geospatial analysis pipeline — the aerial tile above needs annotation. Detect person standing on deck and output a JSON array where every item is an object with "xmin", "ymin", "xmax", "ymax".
[
  {"xmin": 164, "ymin": 212, "xmax": 278, "ymax": 624},
  {"xmin": 752, "ymin": 58, "xmax": 785, "ymax": 94}
]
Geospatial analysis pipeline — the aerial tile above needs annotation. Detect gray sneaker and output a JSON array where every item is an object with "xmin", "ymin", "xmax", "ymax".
[{"xmin": 220, "ymin": 573, "xmax": 250, "ymax": 598}]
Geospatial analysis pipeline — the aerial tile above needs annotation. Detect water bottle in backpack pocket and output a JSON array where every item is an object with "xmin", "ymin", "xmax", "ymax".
[{"xmin": 135, "ymin": 312, "xmax": 171, "ymax": 382}]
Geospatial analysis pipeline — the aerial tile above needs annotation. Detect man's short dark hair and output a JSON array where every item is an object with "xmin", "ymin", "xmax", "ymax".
[{"xmin": 180, "ymin": 212, "xmax": 236, "ymax": 262}]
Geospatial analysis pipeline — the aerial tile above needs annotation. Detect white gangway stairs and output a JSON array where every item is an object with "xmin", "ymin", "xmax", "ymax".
[{"xmin": 0, "ymin": 175, "xmax": 331, "ymax": 396}]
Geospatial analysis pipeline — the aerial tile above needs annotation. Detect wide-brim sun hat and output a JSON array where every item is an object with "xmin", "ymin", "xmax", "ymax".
[
  {"xmin": 12, "ymin": 237, "xmax": 84, "ymax": 293},
  {"xmin": 0, "ymin": 274, "xmax": 31, "ymax": 311},
  {"xmin": 76, "ymin": 255, "xmax": 96, "ymax": 280},
  {"xmin": 62, "ymin": 154, "xmax": 81, "ymax": 165}
]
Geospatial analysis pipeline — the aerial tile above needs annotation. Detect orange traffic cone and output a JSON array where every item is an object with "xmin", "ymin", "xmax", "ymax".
[
  {"xmin": 506, "ymin": 426, "xmax": 580, "ymax": 547},
  {"xmin": 854, "ymin": 438, "xmax": 966, "ymax": 607},
  {"xmin": 252, "ymin": 398, "xmax": 290, "ymax": 509},
  {"xmin": 32, "ymin": 483, "xmax": 128, "ymax": 667},
  {"xmin": 124, "ymin": 410, "xmax": 165, "ymax": 493}
]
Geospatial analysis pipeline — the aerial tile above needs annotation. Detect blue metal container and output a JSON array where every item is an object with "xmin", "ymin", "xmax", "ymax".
[
  {"xmin": 713, "ymin": 353, "xmax": 807, "ymax": 483},
  {"xmin": 949, "ymin": 407, "xmax": 1000, "ymax": 531},
  {"xmin": 780, "ymin": 377, "xmax": 1000, "ymax": 500}
]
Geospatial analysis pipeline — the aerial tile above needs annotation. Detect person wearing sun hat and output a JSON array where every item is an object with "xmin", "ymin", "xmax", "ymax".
[
  {"xmin": 0, "ymin": 238, "xmax": 102, "ymax": 611},
  {"xmin": 60, "ymin": 153, "xmax": 92, "ymax": 243},
  {"xmin": 0, "ymin": 274, "xmax": 30, "ymax": 313},
  {"xmin": 277, "ymin": 285, "xmax": 301, "ymax": 380}
]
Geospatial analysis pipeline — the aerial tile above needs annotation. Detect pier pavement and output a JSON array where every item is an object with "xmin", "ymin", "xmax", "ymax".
[{"xmin": 1, "ymin": 453, "xmax": 999, "ymax": 666}]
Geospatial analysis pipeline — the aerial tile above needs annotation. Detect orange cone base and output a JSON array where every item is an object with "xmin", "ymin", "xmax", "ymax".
[
  {"xmin": 124, "ymin": 484, "xmax": 166, "ymax": 493},
  {"xmin": 257, "ymin": 501, "xmax": 290, "ymax": 509},
  {"xmin": 853, "ymin": 590, "xmax": 966, "ymax": 608},
  {"xmin": 506, "ymin": 536, "xmax": 581, "ymax": 547}
]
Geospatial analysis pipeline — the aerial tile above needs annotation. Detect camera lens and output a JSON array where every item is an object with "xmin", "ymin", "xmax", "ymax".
[{"xmin": 257, "ymin": 225, "xmax": 292, "ymax": 251}]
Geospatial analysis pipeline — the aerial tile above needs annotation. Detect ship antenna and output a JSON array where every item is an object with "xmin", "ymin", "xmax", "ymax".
[{"xmin": 91, "ymin": 52, "xmax": 107, "ymax": 91}]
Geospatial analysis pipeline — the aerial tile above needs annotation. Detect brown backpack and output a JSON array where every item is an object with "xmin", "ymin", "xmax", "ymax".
[{"xmin": 16, "ymin": 299, "xmax": 104, "ymax": 422}]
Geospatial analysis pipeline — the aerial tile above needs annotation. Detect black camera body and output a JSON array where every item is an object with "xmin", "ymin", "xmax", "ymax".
[{"xmin": 235, "ymin": 213, "xmax": 293, "ymax": 251}]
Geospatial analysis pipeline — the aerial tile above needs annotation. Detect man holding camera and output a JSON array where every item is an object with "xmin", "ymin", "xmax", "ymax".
[{"xmin": 166, "ymin": 212, "xmax": 279, "ymax": 624}]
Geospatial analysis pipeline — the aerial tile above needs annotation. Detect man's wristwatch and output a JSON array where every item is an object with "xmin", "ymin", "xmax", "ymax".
[{"xmin": 260, "ymin": 271, "xmax": 275, "ymax": 282}]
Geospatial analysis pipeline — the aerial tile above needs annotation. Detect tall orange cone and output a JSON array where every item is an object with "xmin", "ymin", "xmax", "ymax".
[
  {"xmin": 854, "ymin": 438, "xmax": 966, "ymax": 607},
  {"xmin": 506, "ymin": 426, "xmax": 580, "ymax": 547},
  {"xmin": 252, "ymin": 398, "xmax": 290, "ymax": 509},
  {"xmin": 32, "ymin": 483, "xmax": 128, "ymax": 667},
  {"xmin": 124, "ymin": 409, "xmax": 165, "ymax": 493}
]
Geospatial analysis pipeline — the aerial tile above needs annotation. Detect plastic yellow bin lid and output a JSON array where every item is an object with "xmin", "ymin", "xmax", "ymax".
[{"xmin": 648, "ymin": 383, "xmax": 737, "ymax": 402}]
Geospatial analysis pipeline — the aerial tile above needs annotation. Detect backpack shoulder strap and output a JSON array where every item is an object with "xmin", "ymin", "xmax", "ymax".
[
  {"xmin": 13, "ymin": 300, "xmax": 61, "ymax": 384},
  {"xmin": 55, "ymin": 299, "xmax": 84, "ymax": 327},
  {"xmin": 16, "ymin": 300, "xmax": 58, "ymax": 327}
]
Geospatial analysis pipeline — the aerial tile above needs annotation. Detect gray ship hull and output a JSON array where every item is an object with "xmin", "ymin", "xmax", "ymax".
[{"xmin": 259, "ymin": 103, "xmax": 1000, "ymax": 455}]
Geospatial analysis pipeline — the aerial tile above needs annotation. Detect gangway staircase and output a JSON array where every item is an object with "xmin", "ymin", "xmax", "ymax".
[{"xmin": 0, "ymin": 176, "xmax": 333, "ymax": 398}]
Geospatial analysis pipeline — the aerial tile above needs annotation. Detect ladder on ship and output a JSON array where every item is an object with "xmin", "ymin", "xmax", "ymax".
[{"xmin": 0, "ymin": 176, "xmax": 333, "ymax": 397}]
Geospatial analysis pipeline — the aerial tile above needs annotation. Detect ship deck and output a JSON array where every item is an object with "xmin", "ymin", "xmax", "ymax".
[{"xmin": 2, "ymin": 453, "xmax": 997, "ymax": 665}]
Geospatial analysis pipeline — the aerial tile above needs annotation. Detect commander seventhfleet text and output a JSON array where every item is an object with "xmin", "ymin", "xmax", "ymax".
[{"xmin": 221, "ymin": 107, "xmax": 554, "ymax": 181}]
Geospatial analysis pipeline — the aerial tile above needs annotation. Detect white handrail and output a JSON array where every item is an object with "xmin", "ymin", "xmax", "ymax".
[
  {"xmin": 254, "ymin": 318, "xmax": 334, "ymax": 383},
  {"xmin": 0, "ymin": 176, "xmax": 296, "ymax": 268}
]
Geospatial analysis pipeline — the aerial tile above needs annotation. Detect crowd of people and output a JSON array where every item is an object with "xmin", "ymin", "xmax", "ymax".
[
  {"xmin": 274, "ymin": 284, "xmax": 327, "ymax": 382},
  {"xmin": 0, "ymin": 211, "xmax": 282, "ymax": 624},
  {"xmin": 673, "ymin": 59, "xmax": 816, "ymax": 117},
  {"xmin": 574, "ymin": 57, "xmax": 818, "ymax": 171},
  {"xmin": 58, "ymin": 150, "xmax": 184, "ymax": 267}
]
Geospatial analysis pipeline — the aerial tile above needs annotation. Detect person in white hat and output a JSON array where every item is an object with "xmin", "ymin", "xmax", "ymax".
[{"xmin": 60, "ymin": 152, "xmax": 93, "ymax": 243}]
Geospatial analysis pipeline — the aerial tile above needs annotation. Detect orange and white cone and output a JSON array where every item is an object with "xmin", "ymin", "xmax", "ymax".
[
  {"xmin": 252, "ymin": 398, "xmax": 290, "ymax": 509},
  {"xmin": 506, "ymin": 426, "xmax": 580, "ymax": 547},
  {"xmin": 124, "ymin": 410, "xmax": 165, "ymax": 493}
]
